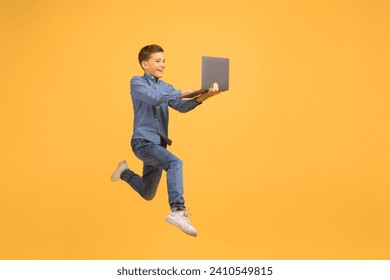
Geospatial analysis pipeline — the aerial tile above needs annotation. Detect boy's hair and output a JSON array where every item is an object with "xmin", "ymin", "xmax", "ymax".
[{"xmin": 138, "ymin": 44, "xmax": 164, "ymax": 67}]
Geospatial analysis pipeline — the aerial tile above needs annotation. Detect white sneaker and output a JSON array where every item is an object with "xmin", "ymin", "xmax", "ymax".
[
  {"xmin": 165, "ymin": 209, "xmax": 197, "ymax": 237},
  {"xmin": 111, "ymin": 160, "xmax": 128, "ymax": 181}
]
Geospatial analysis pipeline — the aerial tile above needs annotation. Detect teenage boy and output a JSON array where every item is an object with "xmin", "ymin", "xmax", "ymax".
[{"xmin": 111, "ymin": 44, "xmax": 220, "ymax": 237}]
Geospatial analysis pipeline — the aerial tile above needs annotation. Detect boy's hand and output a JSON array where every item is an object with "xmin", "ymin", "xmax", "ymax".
[
  {"xmin": 196, "ymin": 82, "xmax": 222, "ymax": 103},
  {"xmin": 208, "ymin": 82, "xmax": 219, "ymax": 93}
]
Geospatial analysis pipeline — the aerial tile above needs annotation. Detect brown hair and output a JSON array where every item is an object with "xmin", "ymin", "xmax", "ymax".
[{"xmin": 138, "ymin": 44, "xmax": 164, "ymax": 67}]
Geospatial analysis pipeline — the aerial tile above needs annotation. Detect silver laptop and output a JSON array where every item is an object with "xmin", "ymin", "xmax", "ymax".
[{"xmin": 180, "ymin": 56, "xmax": 229, "ymax": 98}]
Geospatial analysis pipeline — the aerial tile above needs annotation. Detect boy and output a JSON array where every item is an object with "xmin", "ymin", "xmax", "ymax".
[{"xmin": 111, "ymin": 44, "xmax": 220, "ymax": 237}]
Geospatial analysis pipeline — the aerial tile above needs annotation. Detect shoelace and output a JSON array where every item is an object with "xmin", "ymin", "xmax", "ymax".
[{"xmin": 183, "ymin": 209, "xmax": 192, "ymax": 217}]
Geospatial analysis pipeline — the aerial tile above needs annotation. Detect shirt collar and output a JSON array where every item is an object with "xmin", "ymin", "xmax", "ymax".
[{"xmin": 143, "ymin": 73, "xmax": 159, "ymax": 83}]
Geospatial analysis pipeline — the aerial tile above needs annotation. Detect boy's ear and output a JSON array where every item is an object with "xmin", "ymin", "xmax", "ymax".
[{"xmin": 141, "ymin": 60, "xmax": 148, "ymax": 70}]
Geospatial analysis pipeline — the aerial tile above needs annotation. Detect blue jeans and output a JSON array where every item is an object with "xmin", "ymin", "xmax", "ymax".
[{"xmin": 120, "ymin": 138, "xmax": 185, "ymax": 209}]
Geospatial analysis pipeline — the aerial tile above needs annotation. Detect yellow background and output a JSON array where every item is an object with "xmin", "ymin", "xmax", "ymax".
[{"xmin": 1, "ymin": 0, "xmax": 389, "ymax": 259}]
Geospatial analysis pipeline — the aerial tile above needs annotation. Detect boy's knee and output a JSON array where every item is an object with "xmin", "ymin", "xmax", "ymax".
[
  {"xmin": 172, "ymin": 157, "xmax": 183, "ymax": 168},
  {"xmin": 141, "ymin": 192, "xmax": 156, "ymax": 201}
]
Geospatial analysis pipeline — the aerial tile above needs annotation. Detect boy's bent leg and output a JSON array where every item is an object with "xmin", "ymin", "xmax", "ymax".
[
  {"xmin": 132, "ymin": 139, "xmax": 197, "ymax": 236},
  {"xmin": 133, "ymin": 140, "xmax": 185, "ymax": 208},
  {"xmin": 120, "ymin": 165, "xmax": 162, "ymax": 201}
]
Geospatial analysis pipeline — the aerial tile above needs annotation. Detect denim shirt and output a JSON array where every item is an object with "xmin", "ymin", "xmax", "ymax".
[{"xmin": 130, "ymin": 73, "xmax": 201, "ymax": 146}]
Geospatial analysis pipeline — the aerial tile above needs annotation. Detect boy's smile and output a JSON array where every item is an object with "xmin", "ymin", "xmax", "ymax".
[{"xmin": 141, "ymin": 52, "xmax": 166, "ymax": 79}]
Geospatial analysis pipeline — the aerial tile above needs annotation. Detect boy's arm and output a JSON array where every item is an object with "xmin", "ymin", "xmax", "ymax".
[
  {"xmin": 169, "ymin": 97, "xmax": 201, "ymax": 113},
  {"xmin": 168, "ymin": 88, "xmax": 201, "ymax": 113},
  {"xmin": 169, "ymin": 83, "xmax": 221, "ymax": 113},
  {"xmin": 131, "ymin": 76, "xmax": 182, "ymax": 106}
]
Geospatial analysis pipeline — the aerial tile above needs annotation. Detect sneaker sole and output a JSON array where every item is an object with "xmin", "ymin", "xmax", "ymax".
[{"xmin": 111, "ymin": 160, "xmax": 127, "ymax": 182}]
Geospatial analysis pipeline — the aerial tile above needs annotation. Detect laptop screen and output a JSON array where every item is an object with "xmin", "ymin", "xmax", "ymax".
[{"xmin": 201, "ymin": 56, "xmax": 229, "ymax": 91}]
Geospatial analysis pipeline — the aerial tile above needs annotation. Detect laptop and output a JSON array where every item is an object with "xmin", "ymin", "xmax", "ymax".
[{"xmin": 180, "ymin": 56, "xmax": 229, "ymax": 98}]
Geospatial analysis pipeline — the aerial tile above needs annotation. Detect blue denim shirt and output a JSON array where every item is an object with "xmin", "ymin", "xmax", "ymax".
[{"xmin": 130, "ymin": 73, "xmax": 201, "ymax": 146}]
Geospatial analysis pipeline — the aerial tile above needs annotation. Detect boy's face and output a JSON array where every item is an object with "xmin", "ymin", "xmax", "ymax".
[{"xmin": 141, "ymin": 52, "xmax": 165, "ymax": 79}]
